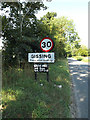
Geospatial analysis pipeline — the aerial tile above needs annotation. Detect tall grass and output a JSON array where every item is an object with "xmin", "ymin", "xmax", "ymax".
[{"xmin": 2, "ymin": 58, "xmax": 71, "ymax": 118}]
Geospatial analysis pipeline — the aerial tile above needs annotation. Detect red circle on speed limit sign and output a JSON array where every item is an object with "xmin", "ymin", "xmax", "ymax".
[{"xmin": 40, "ymin": 37, "xmax": 54, "ymax": 52}]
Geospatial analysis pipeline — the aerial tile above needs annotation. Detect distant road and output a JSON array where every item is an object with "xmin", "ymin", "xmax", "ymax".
[{"xmin": 68, "ymin": 57, "xmax": 88, "ymax": 118}]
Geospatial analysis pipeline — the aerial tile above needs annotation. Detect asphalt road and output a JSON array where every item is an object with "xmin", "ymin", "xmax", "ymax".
[{"xmin": 68, "ymin": 57, "xmax": 88, "ymax": 118}]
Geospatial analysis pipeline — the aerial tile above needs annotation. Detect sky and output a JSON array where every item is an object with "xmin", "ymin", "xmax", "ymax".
[
  {"xmin": 36, "ymin": 0, "xmax": 89, "ymax": 48},
  {"xmin": 0, "ymin": 0, "xmax": 89, "ymax": 48}
]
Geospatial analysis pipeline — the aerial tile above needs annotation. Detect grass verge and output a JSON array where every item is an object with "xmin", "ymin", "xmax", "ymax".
[
  {"xmin": 1, "ymin": 58, "xmax": 71, "ymax": 118},
  {"xmin": 73, "ymin": 56, "xmax": 90, "ymax": 63}
]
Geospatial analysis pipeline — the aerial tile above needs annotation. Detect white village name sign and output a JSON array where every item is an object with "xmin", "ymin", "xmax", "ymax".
[{"xmin": 28, "ymin": 52, "xmax": 55, "ymax": 63}]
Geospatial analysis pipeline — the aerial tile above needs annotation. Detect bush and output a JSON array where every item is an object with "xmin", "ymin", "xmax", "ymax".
[
  {"xmin": 77, "ymin": 58, "xmax": 82, "ymax": 61},
  {"xmin": 69, "ymin": 54, "xmax": 72, "ymax": 57},
  {"xmin": 77, "ymin": 57, "xmax": 83, "ymax": 61}
]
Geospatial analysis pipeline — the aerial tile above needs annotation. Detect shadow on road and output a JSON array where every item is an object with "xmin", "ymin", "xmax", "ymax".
[{"xmin": 68, "ymin": 57, "xmax": 88, "ymax": 118}]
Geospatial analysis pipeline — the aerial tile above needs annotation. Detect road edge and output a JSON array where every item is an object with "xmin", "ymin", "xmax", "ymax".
[{"xmin": 67, "ymin": 58, "xmax": 80, "ymax": 118}]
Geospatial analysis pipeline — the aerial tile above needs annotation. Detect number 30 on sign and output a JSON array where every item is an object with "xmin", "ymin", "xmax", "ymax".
[{"xmin": 40, "ymin": 37, "xmax": 54, "ymax": 52}]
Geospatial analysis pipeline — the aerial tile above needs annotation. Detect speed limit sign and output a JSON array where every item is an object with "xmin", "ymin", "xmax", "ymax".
[{"xmin": 40, "ymin": 37, "xmax": 54, "ymax": 52}]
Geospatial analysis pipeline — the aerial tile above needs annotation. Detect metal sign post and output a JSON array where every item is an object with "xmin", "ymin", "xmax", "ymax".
[
  {"xmin": 35, "ymin": 71, "xmax": 37, "ymax": 81},
  {"xmin": 47, "ymin": 64, "xmax": 49, "ymax": 82},
  {"xmin": 47, "ymin": 72, "xmax": 49, "ymax": 82},
  {"xmin": 34, "ymin": 63, "xmax": 37, "ymax": 81}
]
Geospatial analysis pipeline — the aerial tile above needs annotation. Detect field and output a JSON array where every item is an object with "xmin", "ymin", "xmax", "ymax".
[{"xmin": 1, "ymin": 58, "xmax": 71, "ymax": 118}]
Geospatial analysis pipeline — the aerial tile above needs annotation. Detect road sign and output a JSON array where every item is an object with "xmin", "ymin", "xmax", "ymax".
[
  {"xmin": 28, "ymin": 53, "xmax": 55, "ymax": 63},
  {"xmin": 34, "ymin": 64, "xmax": 48, "ymax": 72},
  {"xmin": 40, "ymin": 37, "xmax": 54, "ymax": 52}
]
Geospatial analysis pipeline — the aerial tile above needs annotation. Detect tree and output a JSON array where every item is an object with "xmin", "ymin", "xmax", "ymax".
[
  {"xmin": 51, "ymin": 16, "xmax": 81, "ymax": 57},
  {"xmin": 1, "ymin": 1, "xmax": 46, "ymax": 67},
  {"xmin": 77, "ymin": 45, "xmax": 88, "ymax": 56},
  {"xmin": 39, "ymin": 12, "xmax": 57, "ymax": 38}
]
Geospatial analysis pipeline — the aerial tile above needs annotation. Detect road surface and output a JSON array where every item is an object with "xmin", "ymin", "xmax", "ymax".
[{"xmin": 68, "ymin": 57, "xmax": 88, "ymax": 118}]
